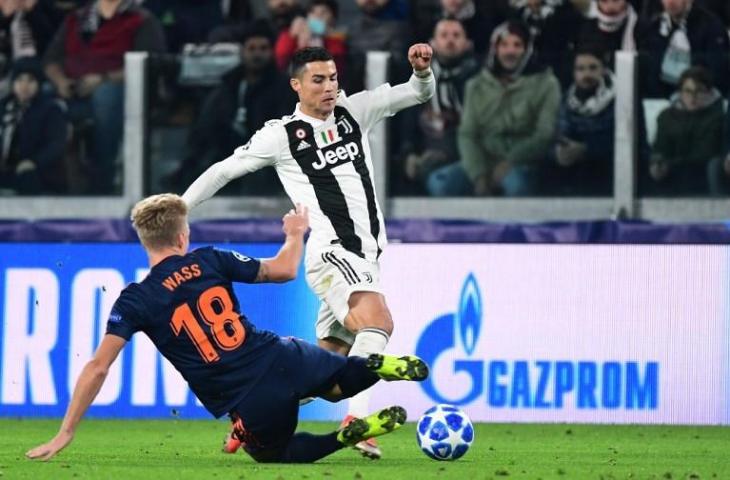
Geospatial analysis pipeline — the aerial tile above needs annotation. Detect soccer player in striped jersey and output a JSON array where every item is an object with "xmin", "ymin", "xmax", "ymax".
[{"xmin": 183, "ymin": 44, "xmax": 435, "ymax": 459}]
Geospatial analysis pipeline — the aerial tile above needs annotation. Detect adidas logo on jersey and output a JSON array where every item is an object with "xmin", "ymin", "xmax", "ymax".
[
  {"xmin": 312, "ymin": 141, "xmax": 361, "ymax": 170},
  {"xmin": 297, "ymin": 140, "xmax": 311, "ymax": 151}
]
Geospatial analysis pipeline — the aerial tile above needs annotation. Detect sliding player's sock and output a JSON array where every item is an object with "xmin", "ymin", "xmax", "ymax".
[
  {"xmin": 347, "ymin": 328, "xmax": 389, "ymax": 418},
  {"xmin": 334, "ymin": 356, "xmax": 379, "ymax": 398},
  {"xmin": 277, "ymin": 432, "xmax": 343, "ymax": 463}
]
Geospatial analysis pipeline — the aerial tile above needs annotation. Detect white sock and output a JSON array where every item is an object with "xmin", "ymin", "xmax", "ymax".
[{"xmin": 347, "ymin": 328, "xmax": 389, "ymax": 418}]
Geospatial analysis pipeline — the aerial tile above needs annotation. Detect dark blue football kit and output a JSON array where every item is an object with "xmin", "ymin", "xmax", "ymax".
[{"xmin": 106, "ymin": 247, "xmax": 379, "ymax": 460}]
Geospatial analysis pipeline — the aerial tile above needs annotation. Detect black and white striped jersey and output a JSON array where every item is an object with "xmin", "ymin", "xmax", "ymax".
[{"xmin": 183, "ymin": 72, "xmax": 435, "ymax": 262}]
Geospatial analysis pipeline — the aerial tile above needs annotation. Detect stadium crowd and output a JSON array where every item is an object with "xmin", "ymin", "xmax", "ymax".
[{"xmin": 0, "ymin": 0, "xmax": 729, "ymax": 197}]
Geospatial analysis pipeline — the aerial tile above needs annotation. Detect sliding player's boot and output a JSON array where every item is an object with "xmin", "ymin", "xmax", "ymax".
[
  {"xmin": 337, "ymin": 406, "xmax": 407, "ymax": 450},
  {"xmin": 355, "ymin": 437, "xmax": 381, "ymax": 460},
  {"xmin": 222, "ymin": 414, "xmax": 248, "ymax": 454},
  {"xmin": 222, "ymin": 429, "xmax": 242, "ymax": 454},
  {"xmin": 365, "ymin": 354, "xmax": 429, "ymax": 381},
  {"xmin": 340, "ymin": 415, "xmax": 382, "ymax": 459}
]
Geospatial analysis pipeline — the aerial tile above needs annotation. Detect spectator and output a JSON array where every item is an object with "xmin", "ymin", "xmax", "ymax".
[
  {"xmin": 578, "ymin": 0, "xmax": 639, "ymax": 64},
  {"xmin": 637, "ymin": 0, "xmax": 730, "ymax": 26},
  {"xmin": 397, "ymin": 18, "xmax": 479, "ymax": 194},
  {"xmin": 262, "ymin": 0, "xmax": 305, "ymax": 32},
  {"xmin": 373, "ymin": 0, "xmax": 409, "ymax": 20},
  {"xmin": 438, "ymin": 0, "xmax": 493, "ymax": 55},
  {"xmin": 693, "ymin": 0, "xmax": 730, "ymax": 25},
  {"xmin": 429, "ymin": 20, "xmax": 561, "ymax": 196},
  {"xmin": 0, "ymin": 58, "xmax": 68, "ymax": 195},
  {"xmin": 508, "ymin": 0, "xmax": 584, "ymax": 86},
  {"xmin": 648, "ymin": 66, "xmax": 724, "ymax": 195},
  {"xmin": 44, "ymin": 0, "xmax": 87, "ymax": 28},
  {"xmin": 410, "ymin": 0, "xmax": 441, "ymax": 42},
  {"xmin": 164, "ymin": 22, "xmax": 295, "ymax": 194},
  {"xmin": 209, "ymin": 0, "xmax": 305, "ymax": 44},
  {"xmin": 346, "ymin": 0, "xmax": 412, "ymax": 91},
  {"xmin": 143, "ymin": 0, "xmax": 225, "ymax": 53},
  {"xmin": 0, "ymin": 0, "xmax": 55, "ymax": 72},
  {"xmin": 42, "ymin": 0, "xmax": 165, "ymax": 194},
  {"xmin": 347, "ymin": 0, "xmax": 410, "ymax": 61},
  {"xmin": 221, "ymin": 0, "xmax": 254, "ymax": 24},
  {"xmin": 509, "ymin": 0, "xmax": 582, "ymax": 40},
  {"xmin": 544, "ymin": 50, "xmax": 614, "ymax": 195},
  {"xmin": 275, "ymin": 0, "xmax": 346, "ymax": 75},
  {"xmin": 708, "ymin": 104, "xmax": 730, "ymax": 196},
  {"xmin": 636, "ymin": 0, "xmax": 730, "ymax": 98}
]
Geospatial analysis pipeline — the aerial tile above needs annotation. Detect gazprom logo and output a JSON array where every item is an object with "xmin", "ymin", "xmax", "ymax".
[{"xmin": 416, "ymin": 274, "xmax": 659, "ymax": 410}]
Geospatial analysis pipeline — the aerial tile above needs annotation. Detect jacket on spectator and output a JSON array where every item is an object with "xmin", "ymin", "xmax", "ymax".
[
  {"xmin": 652, "ymin": 90, "xmax": 725, "ymax": 167},
  {"xmin": 458, "ymin": 61, "xmax": 561, "ymax": 181},
  {"xmin": 144, "ymin": 0, "xmax": 224, "ymax": 53},
  {"xmin": 636, "ymin": 6, "xmax": 730, "ymax": 97},
  {"xmin": 637, "ymin": 0, "xmax": 730, "ymax": 26},
  {"xmin": 558, "ymin": 72, "xmax": 616, "ymax": 165},
  {"xmin": 0, "ymin": 4, "xmax": 55, "ymax": 73},
  {"xmin": 0, "ymin": 92, "xmax": 68, "ymax": 192},
  {"xmin": 544, "ymin": 70, "xmax": 616, "ymax": 195},
  {"xmin": 509, "ymin": 0, "xmax": 583, "ymax": 86},
  {"xmin": 42, "ymin": 0, "xmax": 165, "ymax": 78}
]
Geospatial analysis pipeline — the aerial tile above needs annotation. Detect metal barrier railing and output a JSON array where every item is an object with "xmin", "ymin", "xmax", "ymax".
[{"xmin": 1, "ymin": 51, "xmax": 729, "ymax": 223}]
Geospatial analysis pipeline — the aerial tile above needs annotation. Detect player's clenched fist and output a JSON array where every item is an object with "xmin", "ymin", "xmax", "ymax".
[
  {"xmin": 408, "ymin": 43, "xmax": 433, "ymax": 72},
  {"xmin": 282, "ymin": 203, "xmax": 309, "ymax": 237}
]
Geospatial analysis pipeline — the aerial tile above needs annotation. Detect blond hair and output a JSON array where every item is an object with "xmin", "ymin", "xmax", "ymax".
[{"xmin": 131, "ymin": 194, "xmax": 189, "ymax": 250}]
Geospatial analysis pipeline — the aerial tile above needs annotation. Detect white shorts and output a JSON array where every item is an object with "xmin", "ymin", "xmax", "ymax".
[{"xmin": 305, "ymin": 246, "xmax": 382, "ymax": 344}]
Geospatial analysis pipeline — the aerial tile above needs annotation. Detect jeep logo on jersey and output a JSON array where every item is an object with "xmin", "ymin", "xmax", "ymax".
[{"xmin": 312, "ymin": 141, "xmax": 361, "ymax": 170}]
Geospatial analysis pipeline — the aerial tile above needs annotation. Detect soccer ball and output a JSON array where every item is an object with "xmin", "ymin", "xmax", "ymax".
[{"xmin": 416, "ymin": 404, "xmax": 474, "ymax": 461}]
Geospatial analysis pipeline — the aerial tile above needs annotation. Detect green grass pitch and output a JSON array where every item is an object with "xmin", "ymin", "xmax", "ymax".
[{"xmin": 1, "ymin": 419, "xmax": 729, "ymax": 479}]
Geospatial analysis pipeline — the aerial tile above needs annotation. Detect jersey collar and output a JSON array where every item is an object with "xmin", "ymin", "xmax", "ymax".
[{"xmin": 293, "ymin": 103, "xmax": 334, "ymax": 126}]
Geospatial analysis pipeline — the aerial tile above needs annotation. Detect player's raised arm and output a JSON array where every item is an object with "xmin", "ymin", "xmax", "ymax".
[
  {"xmin": 346, "ymin": 43, "xmax": 436, "ymax": 131},
  {"xmin": 26, "ymin": 334, "xmax": 127, "ymax": 461},
  {"xmin": 182, "ymin": 125, "xmax": 282, "ymax": 210},
  {"xmin": 254, "ymin": 204, "xmax": 310, "ymax": 283},
  {"xmin": 212, "ymin": 205, "xmax": 309, "ymax": 284}
]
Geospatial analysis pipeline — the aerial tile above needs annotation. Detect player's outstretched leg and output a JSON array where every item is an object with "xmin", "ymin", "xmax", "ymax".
[
  {"xmin": 366, "ymin": 353, "xmax": 429, "ymax": 382},
  {"xmin": 246, "ymin": 406, "xmax": 407, "ymax": 464},
  {"xmin": 335, "ymin": 354, "xmax": 426, "ymax": 459},
  {"xmin": 337, "ymin": 406, "xmax": 407, "ymax": 446}
]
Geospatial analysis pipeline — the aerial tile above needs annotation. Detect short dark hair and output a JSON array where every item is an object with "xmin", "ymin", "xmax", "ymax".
[
  {"xmin": 679, "ymin": 66, "xmax": 714, "ymax": 90},
  {"xmin": 289, "ymin": 47, "xmax": 334, "ymax": 78},
  {"xmin": 573, "ymin": 47, "xmax": 605, "ymax": 65},
  {"xmin": 432, "ymin": 16, "xmax": 466, "ymax": 37},
  {"xmin": 309, "ymin": 0, "xmax": 339, "ymax": 19}
]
